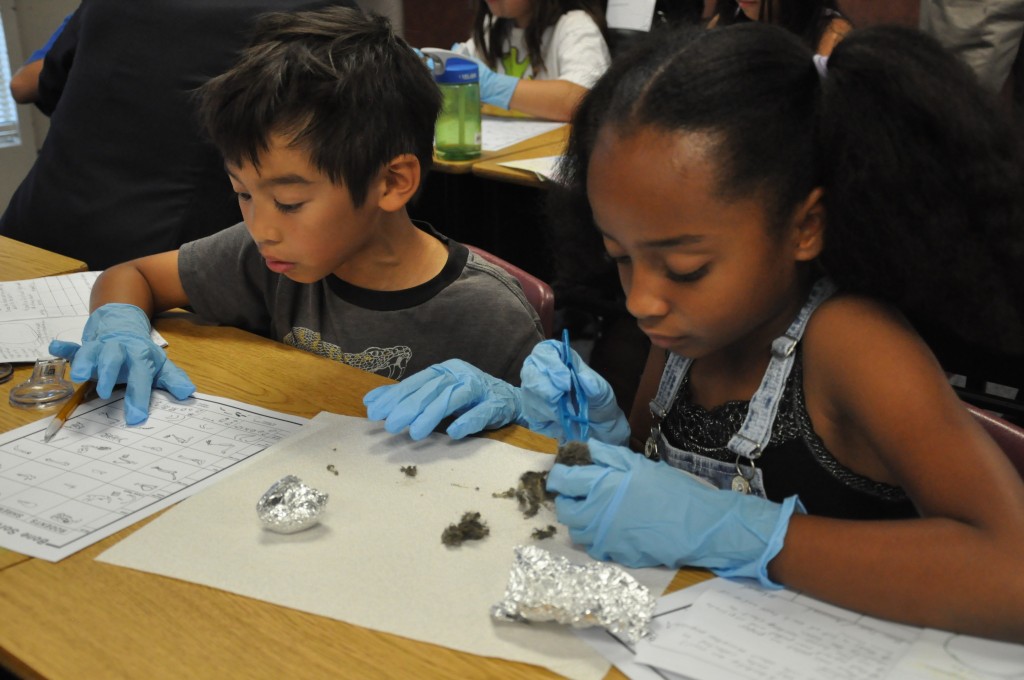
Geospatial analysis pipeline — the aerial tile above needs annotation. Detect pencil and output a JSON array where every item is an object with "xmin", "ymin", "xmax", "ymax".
[{"xmin": 43, "ymin": 380, "xmax": 96, "ymax": 442}]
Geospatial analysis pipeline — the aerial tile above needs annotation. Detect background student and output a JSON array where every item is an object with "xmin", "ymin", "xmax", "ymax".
[
  {"xmin": 365, "ymin": 23, "xmax": 1024, "ymax": 641},
  {"xmin": 0, "ymin": 0, "xmax": 357, "ymax": 271},
  {"xmin": 8, "ymin": 12, "xmax": 73, "ymax": 106},
  {"xmin": 708, "ymin": 0, "xmax": 852, "ymax": 54},
  {"xmin": 48, "ymin": 7, "xmax": 544, "ymax": 425},
  {"xmin": 452, "ymin": 0, "xmax": 611, "ymax": 121}
]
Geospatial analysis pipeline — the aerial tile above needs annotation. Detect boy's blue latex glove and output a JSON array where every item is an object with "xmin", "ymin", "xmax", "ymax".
[
  {"xmin": 547, "ymin": 440, "xmax": 803, "ymax": 589},
  {"xmin": 451, "ymin": 42, "xmax": 518, "ymax": 109},
  {"xmin": 363, "ymin": 359, "xmax": 524, "ymax": 440},
  {"xmin": 520, "ymin": 340, "xmax": 630, "ymax": 446},
  {"xmin": 47, "ymin": 303, "xmax": 196, "ymax": 425}
]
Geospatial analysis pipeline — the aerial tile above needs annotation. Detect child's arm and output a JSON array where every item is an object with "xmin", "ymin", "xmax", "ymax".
[
  {"xmin": 88, "ymin": 250, "xmax": 189, "ymax": 314},
  {"xmin": 49, "ymin": 251, "xmax": 194, "ymax": 424},
  {"xmin": 816, "ymin": 17, "xmax": 853, "ymax": 57},
  {"xmin": 771, "ymin": 296, "xmax": 1024, "ymax": 641},
  {"xmin": 466, "ymin": 54, "xmax": 587, "ymax": 122},
  {"xmin": 507, "ymin": 79, "xmax": 590, "ymax": 123},
  {"xmin": 9, "ymin": 59, "xmax": 44, "ymax": 104}
]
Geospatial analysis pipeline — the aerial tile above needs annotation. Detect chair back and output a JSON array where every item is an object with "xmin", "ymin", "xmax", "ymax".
[
  {"xmin": 467, "ymin": 245, "xmax": 555, "ymax": 337},
  {"xmin": 967, "ymin": 404, "xmax": 1024, "ymax": 479}
]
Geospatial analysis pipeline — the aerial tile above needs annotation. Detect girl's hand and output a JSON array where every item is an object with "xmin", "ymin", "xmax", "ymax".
[
  {"xmin": 520, "ymin": 340, "xmax": 630, "ymax": 445},
  {"xmin": 449, "ymin": 43, "xmax": 518, "ymax": 109},
  {"xmin": 547, "ymin": 440, "xmax": 802, "ymax": 588}
]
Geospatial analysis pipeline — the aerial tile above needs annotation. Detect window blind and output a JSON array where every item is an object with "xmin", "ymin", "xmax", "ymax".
[{"xmin": 0, "ymin": 11, "xmax": 23, "ymax": 148}]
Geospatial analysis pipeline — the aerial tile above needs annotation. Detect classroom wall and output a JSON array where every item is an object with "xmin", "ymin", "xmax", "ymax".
[
  {"xmin": 396, "ymin": 0, "xmax": 923, "ymax": 51},
  {"xmin": 837, "ymin": 0, "xmax": 919, "ymax": 28},
  {"xmin": 402, "ymin": 0, "xmax": 474, "ymax": 50}
]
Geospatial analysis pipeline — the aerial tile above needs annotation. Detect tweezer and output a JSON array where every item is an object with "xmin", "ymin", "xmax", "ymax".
[{"xmin": 558, "ymin": 329, "xmax": 590, "ymax": 441}]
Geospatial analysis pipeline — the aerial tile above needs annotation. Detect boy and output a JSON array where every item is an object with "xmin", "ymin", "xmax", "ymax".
[{"xmin": 49, "ymin": 7, "xmax": 544, "ymax": 425}]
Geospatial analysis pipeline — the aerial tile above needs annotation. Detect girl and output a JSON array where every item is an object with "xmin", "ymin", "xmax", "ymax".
[
  {"xmin": 708, "ymin": 0, "xmax": 852, "ymax": 54},
  {"xmin": 453, "ymin": 0, "xmax": 611, "ymax": 121},
  {"xmin": 365, "ymin": 24, "xmax": 1024, "ymax": 641}
]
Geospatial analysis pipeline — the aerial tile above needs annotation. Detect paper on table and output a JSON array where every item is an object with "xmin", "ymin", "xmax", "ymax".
[
  {"xmin": 497, "ymin": 155, "xmax": 564, "ymax": 183},
  {"xmin": 0, "ymin": 391, "xmax": 306, "ymax": 561},
  {"xmin": 634, "ymin": 578, "xmax": 919, "ymax": 680},
  {"xmin": 887, "ymin": 629, "xmax": 1024, "ymax": 679},
  {"xmin": 576, "ymin": 578, "xmax": 722, "ymax": 680},
  {"xmin": 481, "ymin": 116, "xmax": 565, "ymax": 152},
  {"xmin": 0, "ymin": 271, "xmax": 166, "ymax": 362},
  {"xmin": 584, "ymin": 577, "xmax": 1024, "ymax": 680},
  {"xmin": 98, "ymin": 412, "xmax": 676, "ymax": 680},
  {"xmin": 606, "ymin": 0, "xmax": 657, "ymax": 31}
]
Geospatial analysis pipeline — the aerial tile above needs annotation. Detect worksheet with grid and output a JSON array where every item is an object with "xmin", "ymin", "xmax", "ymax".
[
  {"xmin": 0, "ymin": 272, "xmax": 98, "ymax": 362},
  {"xmin": 0, "ymin": 391, "xmax": 306, "ymax": 561}
]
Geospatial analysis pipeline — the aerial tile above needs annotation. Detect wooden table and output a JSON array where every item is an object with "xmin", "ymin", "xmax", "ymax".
[
  {"xmin": 471, "ymin": 126, "xmax": 570, "ymax": 188},
  {"xmin": 0, "ymin": 236, "xmax": 88, "ymax": 281},
  {"xmin": 0, "ymin": 316, "xmax": 709, "ymax": 679}
]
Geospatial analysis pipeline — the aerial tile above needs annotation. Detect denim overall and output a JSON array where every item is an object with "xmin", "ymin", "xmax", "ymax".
[{"xmin": 644, "ymin": 279, "xmax": 837, "ymax": 498}]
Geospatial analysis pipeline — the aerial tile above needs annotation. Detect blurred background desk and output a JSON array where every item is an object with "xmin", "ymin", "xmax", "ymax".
[
  {"xmin": 431, "ymin": 123, "xmax": 569, "ymax": 176},
  {"xmin": 470, "ymin": 126, "xmax": 568, "ymax": 189},
  {"xmin": 0, "ymin": 313, "xmax": 709, "ymax": 679}
]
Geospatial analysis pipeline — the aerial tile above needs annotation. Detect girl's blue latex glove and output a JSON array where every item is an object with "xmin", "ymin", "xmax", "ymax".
[
  {"xmin": 520, "ymin": 340, "xmax": 630, "ymax": 446},
  {"xmin": 451, "ymin": 42, "xmax": 518, "ymax": 109},
  {"xmin": 47, "ymin": 303, "xmax": 196, "ymax": 425},
  {"xmin": 547, "ymin": 440, "xmax": 803, "ymax": 589},
  {"xmin": 363, "ymin": 359, "xmax": 525, "ymax": 440}
]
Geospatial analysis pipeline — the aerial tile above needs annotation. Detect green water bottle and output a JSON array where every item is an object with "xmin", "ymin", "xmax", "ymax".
[{"xmin": 433, "ymin": 57, "xmax": 482, "ymax": 161}]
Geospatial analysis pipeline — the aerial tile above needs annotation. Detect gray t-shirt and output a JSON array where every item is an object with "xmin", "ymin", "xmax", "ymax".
[{"xmin": 178, "ymin": 222, "xmax": 544, "ymax": 384}]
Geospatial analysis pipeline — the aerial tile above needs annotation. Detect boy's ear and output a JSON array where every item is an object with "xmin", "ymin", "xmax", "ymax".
[
  {"xmin": 790, "ymin": 187, "xmax": 826, "ymax": 262},
  {"xmin": 377, "ymin": 154, "xmax": 421, "ymax": 212}
]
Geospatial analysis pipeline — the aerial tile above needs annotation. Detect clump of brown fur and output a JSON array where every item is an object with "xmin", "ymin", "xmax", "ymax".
[{"xmin": 441, "ymin": 511, "xmax": 490, "ymax": 546}]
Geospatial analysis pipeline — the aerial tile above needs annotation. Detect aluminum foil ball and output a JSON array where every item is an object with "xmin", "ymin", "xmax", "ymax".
[{"xmin": 256, "ymin": 475, "xmax": 328, "ymax": 534}]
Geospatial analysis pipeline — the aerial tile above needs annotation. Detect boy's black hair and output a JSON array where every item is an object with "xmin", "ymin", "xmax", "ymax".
[
  {"xmin": 473, "ymin": 0, "xmax": 607, "ymax": 75},
  {"xmin": 552, "ymin": 22, "xmax": 1024, "ymax": 358},
  {"xmin": 711, "ymin": 0, "xmax": 846, "ymax": 50},
  {"xmin": 197, "ymin": 7, "xmax": 441, "ymax": 208}
]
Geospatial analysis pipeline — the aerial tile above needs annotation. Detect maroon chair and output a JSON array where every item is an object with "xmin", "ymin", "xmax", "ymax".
[
  {"xmin": 467, "ymin": 245, "xmax": 555, "ymax": 338},
  {"xmin": 967, "ymin": 404, "xmax": 1024, "ymax": 479}
]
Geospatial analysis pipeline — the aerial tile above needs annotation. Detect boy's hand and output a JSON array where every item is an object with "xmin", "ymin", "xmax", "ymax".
[
  {"xmin": 363, "ymin": 359, "xmax": 524, "ymax": 440},
  {"xmin": 547, "ymin": 440, "xmax": 803, "ymax": 588},
  {"xmin": 520, "ymin": 340, "xmax": 630, "ymax": 445},
  {"xmin": 48, "ymin": 303, "xmax": 195, "ymax": 425}
]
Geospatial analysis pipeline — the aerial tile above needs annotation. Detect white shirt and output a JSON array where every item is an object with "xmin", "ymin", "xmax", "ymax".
[{"xmin": 461, "ymin": 10, "xmax": 611, "ymax": 88}]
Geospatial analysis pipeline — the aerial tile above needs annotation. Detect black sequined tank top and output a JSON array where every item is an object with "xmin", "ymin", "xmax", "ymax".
[{"xmin": 661, "ymin": 349, "xmax": 918, "ymax": 520}]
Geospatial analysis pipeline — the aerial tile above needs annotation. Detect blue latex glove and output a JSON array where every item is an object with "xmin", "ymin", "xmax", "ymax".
[
  {"xmin": 412, "ymin": 47, "xmax": 435, "ymax": 72},
  {"xmin": 363, "ymin": 359, "xmax": 524, "ymax": 440},
  {"xmin": 521, "ymin": 340, "xmax": 630, "ymax": 446},
  {"xmin": 547, "ymin": 440, "xmax": 803, "ymax": 588},
  {"xmin": 48, "ymin": 303, "xmax": 196, "ymax": 425},
  {"xmin": 451, "ymin": 42, "xmax": 518, "ymax": 109}
]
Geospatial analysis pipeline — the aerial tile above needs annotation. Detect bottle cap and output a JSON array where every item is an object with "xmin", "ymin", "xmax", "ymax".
[{"xmin": 435, "ymin": 57, "xmax": 479, "ymax": 85}]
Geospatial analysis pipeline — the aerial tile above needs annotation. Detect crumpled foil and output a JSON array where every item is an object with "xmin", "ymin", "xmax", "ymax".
[
  {"xmin": 491, "ymin": 545, "xmax": 655, "ymax": 644},
  {"xmin": 256, "ymin": 475, "xmax": 328, "ymax": 534}
]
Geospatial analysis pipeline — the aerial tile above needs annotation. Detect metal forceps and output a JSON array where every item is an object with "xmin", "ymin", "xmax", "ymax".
[{"xmin": 558, "ymin": 329, "xmax": 590, "ymax": 441}]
